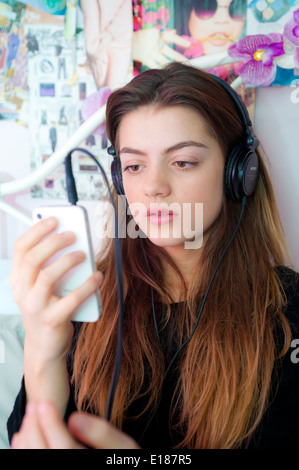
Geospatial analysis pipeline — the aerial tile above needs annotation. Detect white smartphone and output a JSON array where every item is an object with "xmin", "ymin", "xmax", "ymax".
[{"xmin": 32, "ymin": 204, "xmax": 102, "ymax": 322}]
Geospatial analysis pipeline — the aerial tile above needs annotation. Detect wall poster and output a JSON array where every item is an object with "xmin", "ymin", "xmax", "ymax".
[{"xmin": 3, "ymin": 1, "xmax": 298, "ymax": 201}]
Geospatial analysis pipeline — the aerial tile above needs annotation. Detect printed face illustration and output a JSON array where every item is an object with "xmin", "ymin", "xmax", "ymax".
[{"xmin": 188, "ymin": 0, "xmax": 246, "ymax": 55}]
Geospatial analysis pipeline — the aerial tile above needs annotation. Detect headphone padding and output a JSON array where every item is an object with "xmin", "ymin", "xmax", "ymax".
[
  {"xmin": 225, "ymin": 144, "xmax": 259, "ymax": 201},
  {"xmin": 111, "ymin": 158, "xmax": 125, "ymax": 195},
  {"xmin": 225, "ymin": 144, "xmax": 242, "ymax": 201}
]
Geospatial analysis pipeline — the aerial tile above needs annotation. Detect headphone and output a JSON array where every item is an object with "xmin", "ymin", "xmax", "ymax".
[
  {"xmin": 108, "ymin": 74, "xmax": 260, "ymax": 202},
  {"xmin": 108, "ymin": 145, "xmax": 125, "ymax": 197}
]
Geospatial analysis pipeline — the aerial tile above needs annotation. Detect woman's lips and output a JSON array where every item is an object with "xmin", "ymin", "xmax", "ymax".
[
  {"xmin": 208, "ymin": 32, "xmax": 230, "ymax": 46},
  {"xmin": 147, "ymin": 208, "xmax": 175, "ymax": 225}
]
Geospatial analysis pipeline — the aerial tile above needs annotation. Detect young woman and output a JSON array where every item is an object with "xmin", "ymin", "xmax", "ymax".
[{"xmin": 7, "ymin": 62, "xmax": 299, "ymax": 449}]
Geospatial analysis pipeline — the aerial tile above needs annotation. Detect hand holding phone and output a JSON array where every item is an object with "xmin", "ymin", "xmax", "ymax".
[{"xmin": 32, "ymin": 204, "xmax": 102, "ymax": 322}]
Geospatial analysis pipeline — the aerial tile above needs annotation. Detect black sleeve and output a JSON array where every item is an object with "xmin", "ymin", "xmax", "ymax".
[{"xmin": 6, "ymin": 376, "xmax": 26, "ymax": 443}]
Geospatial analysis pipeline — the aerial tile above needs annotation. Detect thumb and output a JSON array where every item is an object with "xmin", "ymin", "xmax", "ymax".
[{"xmin": 68, "ymin": 412, "xmax": 140, "ymax": 449}]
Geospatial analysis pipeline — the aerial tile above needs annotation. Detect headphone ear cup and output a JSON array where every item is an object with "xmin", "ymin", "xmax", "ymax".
[
  {"xmin": 111, "ymin": 157, "xmax": 125, "ymax": 195},
  {"xmin": 241, "ymin": 150, "xmax": 259, "ymax": 197},
  {"xmin": 225, "ymin": 145, "xmax": 241, "ymax": 201},
  {"xmin": 225, "ymin": 145, "xmax": 259, "ymax": 201}
]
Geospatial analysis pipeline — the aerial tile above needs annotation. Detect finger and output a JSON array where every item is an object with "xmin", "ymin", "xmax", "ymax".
[
  {"xmin": 10, "ymin": 432, "xmax": 21, "ymax": 449},
  {"xmin": 32, "ymin": 250, "xmax": 86, "ymax": 305},
  {"xmin": 36, "ymin": 402, "xmax": 85, "ymax": 449},
  {"xmin": 10, "ymin": 217, "xmax": 58, "ymax": 285},
  {"xmin": 44, "ymin": 271, "xmax": 103, "ymax": 326},
  {"xmin": 159, "ymin": 43, "xmax": 187, "ymax": 62},
  {"xmin": 150, "ymin": 50, "xmax": 171, "ymax": 67},
  {"xmin": 162, "ymin": 30, "xmax": 191, "ymax": 48},
  {"xmin": 12, "ymin": 403, "xmax": 48, "ymax": 449},
  {"xmin": 143, "ymin": 55, "xmax": 164, "ymax": 69},
  {"xmin": 68, "ymin": 413, "xmax": 140, "ymax": 449},
  {"xmin": 20, "ymin": 231, "xmax": 77, "ymax": 291}
]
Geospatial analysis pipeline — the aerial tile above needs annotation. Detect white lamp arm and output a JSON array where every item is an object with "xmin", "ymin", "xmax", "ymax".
[{"xmin": 189, "ymin": 51, "xmax": 236, "ymax": 69}]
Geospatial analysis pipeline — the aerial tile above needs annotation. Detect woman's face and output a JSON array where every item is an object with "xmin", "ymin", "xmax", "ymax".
[
  {"xmin": 118, "ymin": 105, "xmax": 225, "ymax": 253},
  {"xmin": 188, "ymin": 0, "xmax": 245, "ymax": 55}
]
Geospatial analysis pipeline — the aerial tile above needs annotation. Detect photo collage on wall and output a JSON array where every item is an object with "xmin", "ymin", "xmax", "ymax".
[
  {"xmin": 0, "ymin": 0, "xmax": 27, "ymax": 121},
  {"xmin": 25, "ymin": 3, "xmax": 116, "ymax": 200},
  {"xmin": 1, "ymin": 0, "xmax": 298, "ymax": 200},
  {"xmin": 132, "ymin": 0, "xmax": 256, "ymax": 119},
  {"xmin": 26, "ymin": 20, "xmax": 109, "ymax": 199}
]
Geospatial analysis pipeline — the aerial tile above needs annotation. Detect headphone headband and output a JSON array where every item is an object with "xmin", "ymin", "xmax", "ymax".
[
  {"xmin": 108, "ymin": 73, "xmax": 260, "ymax": 201},
  {"xmin": 210, "ymin": 74, "xmax": 253, "ymax": 129},
  {"xmin": 209, "ymin": 74, "xmax": 260, "ymax": 200}
]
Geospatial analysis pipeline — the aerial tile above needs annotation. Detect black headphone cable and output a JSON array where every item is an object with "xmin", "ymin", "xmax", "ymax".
[{"xmin": 65, "ymin": 148, "xmax": 124, "ymax": 422}]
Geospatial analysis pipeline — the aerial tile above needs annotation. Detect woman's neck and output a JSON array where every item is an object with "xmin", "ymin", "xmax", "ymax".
[{"xmin": 161, "ymin": 245, "xmax": 202, "ymax": 302}]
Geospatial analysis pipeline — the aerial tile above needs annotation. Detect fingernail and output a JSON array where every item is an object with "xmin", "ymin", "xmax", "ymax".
[
  {"xmin": 45, "ymin": 217, "xmax": 56, "ymax": 226},
  {"xmin": 74, "ymin": 251, "xmax": 85, "ymax": 260}
]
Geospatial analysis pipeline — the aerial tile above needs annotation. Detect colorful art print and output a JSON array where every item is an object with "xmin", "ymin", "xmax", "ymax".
[
  {"xmin": 246, "ymin": 2, "xmax": 299, "ymax": 86},
  {"xmin": 133, "ymin": 0, "xmax": 247, "ymax": 60},
  {"xmin": 132, "ymin": 0, "xmax": 249, "ymax": 89},
  {"xmin": 0, "ymin": 0, "xmax": 26, "ymax": 33},
  {"xmin": 0, "ymin": 1, "xmax": 67, "ymax": 122},
  {"xmin": 132, "ymin": 0, "xmax": 254, "ymax": 118},
  {"xmin": 133, "ymin": 0, "xmax": 175, "ymax": 31},
  {"xmin": 17, "ymin": 0, "xmax": 66, "ymax": 15},
  {"xmin": 173, "ymin": 0, "xmax": 247, "ymax": 58},
  {"xmin": 248, "ymin": 0, "xmax": 298, "ymax": 24},
  {"xmin": 0, "ymin": 1, "xmax": 28, "ymax": 121}
]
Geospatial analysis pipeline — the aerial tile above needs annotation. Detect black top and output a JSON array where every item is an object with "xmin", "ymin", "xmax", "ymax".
[{"xmin": 7, "ymin": 266, "xmax": 299, "ymax": 449}]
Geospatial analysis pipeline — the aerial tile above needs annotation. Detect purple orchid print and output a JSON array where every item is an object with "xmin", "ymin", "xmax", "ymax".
[
  {"xmin": 283, "ymin": 8, "xmax": 299, "ymax": 68},
  {"xmin": 228, "ymin": 33, "xmax": 285, "ymax": 86}
]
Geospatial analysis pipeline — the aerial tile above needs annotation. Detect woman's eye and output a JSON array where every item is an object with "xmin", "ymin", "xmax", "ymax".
[
  {"xmin": 174, "ymin": 161, "xmax": 198, "ymax": 170},
  {"xmin": 123, "ymin": 164, "xmax": 142, "ymax": 173}
]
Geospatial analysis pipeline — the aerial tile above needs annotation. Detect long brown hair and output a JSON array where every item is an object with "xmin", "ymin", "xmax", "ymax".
[{"xmin": 73, "ymin": 62, "xmax": 291, "ymax": 448}]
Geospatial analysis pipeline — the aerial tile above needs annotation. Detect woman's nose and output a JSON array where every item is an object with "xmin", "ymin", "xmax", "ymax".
[
  {"xmin": 214, "ymin": 5, "xmax": 231, "ymax": 23},
  {"xmin": 143, "ymin": 165, "xmax": 171, "ymax": 198}
]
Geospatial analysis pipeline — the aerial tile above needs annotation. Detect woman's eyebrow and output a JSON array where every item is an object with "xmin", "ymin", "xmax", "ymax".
[
  {"xmin": 164, "ymin": 140, "xmax": 209, "ymax": 154},
  {"xmin": 119, "ymin": 147, "xmax": 146, "ymax": 156},
  {"xmin": 119, "ymin": 140, "xmax": 208, "ymax": 156}
]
